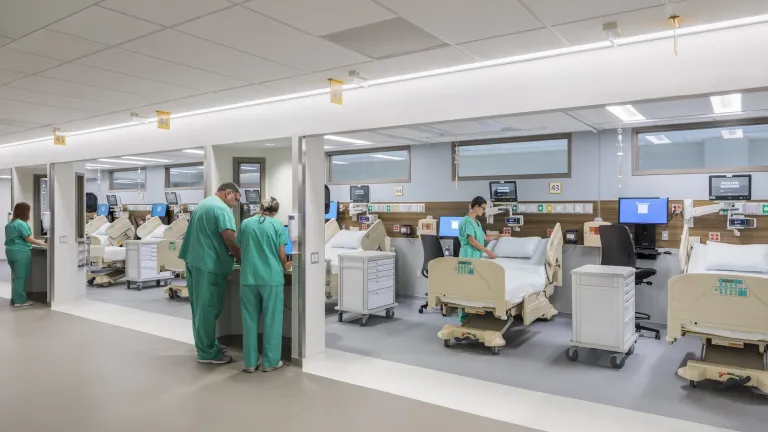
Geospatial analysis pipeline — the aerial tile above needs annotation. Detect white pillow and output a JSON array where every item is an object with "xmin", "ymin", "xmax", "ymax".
[
  {"xmin": 148, "ymin": 225, "xmax": 168, "ymax": 239},
  {"xmin": 329, "ymin": 230, "xmax": 366, "ymax": 249},
  {"xmin": 704, "ymin": 242, "xmax": 768, "ymax": 273},
  {"xmin": 492, "ymin": 237, "xmax": 541, "ymax": 259},
  {"xmin": 482, "ymin": 240, "xmax": 498, "ymax": 258}
]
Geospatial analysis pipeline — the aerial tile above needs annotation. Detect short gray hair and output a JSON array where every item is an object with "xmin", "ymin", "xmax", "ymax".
[
  {"xmin": 260, "ymin": 197, "xmax": 280, "ymax": 213},
  {"xmin": 217, "ymin": 182, "xmax": 240, "ymax": 195}
]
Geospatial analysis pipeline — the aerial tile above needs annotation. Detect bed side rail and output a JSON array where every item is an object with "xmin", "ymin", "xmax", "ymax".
[
  {"xmin": 545, "ymin": 223, "xmax": 564, "ymax": 288},
  {"xmin": 427, "ymin": 257, "xmax": 507, "ymax": 318}
]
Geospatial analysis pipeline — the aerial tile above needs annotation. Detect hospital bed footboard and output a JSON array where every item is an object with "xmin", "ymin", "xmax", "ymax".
[{"xmin": 427, "ymin": 258, "xmax": 507, "ymax": 319}]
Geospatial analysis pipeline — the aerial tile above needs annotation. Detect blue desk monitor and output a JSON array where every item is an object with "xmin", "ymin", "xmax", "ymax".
[
  {"xmin": 283, "ymin": 226, "xmax": 293, "ymax": 255},
  {"xmin": 151, "ymin": 203, "xmax": 168, "ymax": 218},
  {"xmin": 325, "ymin": 201, "xmax": 339, "ymax": 220},
  {"xmin": 618, "ymin": 197, "xmax": 669, "ymax": 225},
  {"xmin": 438, "ymin": 216, "xmax": 463, "ymax": 237},
  {"xmin": 96, "ymin": 204, "xmax": 110, "ymax": 216}
]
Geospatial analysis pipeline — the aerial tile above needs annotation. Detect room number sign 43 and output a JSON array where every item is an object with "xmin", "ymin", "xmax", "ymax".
[{"xmin": 549, "ymin": 182, "xmax": 562, "ymax": 194}]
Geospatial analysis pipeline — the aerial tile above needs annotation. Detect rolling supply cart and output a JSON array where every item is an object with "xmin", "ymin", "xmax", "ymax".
[
  {"xmin": 125, "ymin": 240, "xmax": 174, "ymax": 291},
  {"xmin": 567, "ymin": 265, "xmax": 638, "ymax": 369},
  {"xmin": 336, "ymin": 250, "xmax": 397, "ymax": 326}
]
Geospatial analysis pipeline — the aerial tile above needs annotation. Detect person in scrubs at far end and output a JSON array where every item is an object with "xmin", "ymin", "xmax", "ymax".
[
  {"xmin": 179, "ymin": 182, "xmax": 242, "ymax": 365},
  {"xmin": 457, "ymin": 196, "xmax": 507, "ymax": 323},
  {"xmin": 238, "ymin": 197, "xmax": 291, "ymax": 373},
  {"xmin": 5, "ymin": 202, "xmax": 47, "ymax": 307}
]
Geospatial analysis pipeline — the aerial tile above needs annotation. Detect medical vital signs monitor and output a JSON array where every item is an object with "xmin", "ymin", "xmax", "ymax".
[
  {"xmin": 490, "ymin": 181, "xmax": 518, "ymax": 203},
  {"xmin": 710, "ymin": 174, "xmax": 751, "ymax": 201}
]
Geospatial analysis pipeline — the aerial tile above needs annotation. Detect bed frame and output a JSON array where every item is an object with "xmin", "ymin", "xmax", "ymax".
[
  {"xmin": 324, "ymin": 219, "xmax": 391, "ymax": 300},
  {"xmin": 668, "ymin": 225, "xmax": 768, "ymax": 392},
  {"xmin": 427, "ymin": 223, "xmax": 563, "ymax": 354}
]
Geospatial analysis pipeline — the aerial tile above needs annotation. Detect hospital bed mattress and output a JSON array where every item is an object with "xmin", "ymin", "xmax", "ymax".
[
  {"xmin": 325, "ymin": 246, "xmax": 359, "ymax": 274},
  {"xmin": 103, "ymin": 246, "xmax": 126, "ymax": 262},
  {"xmin": 684, "ymin": 243, "xmax": 768, "ymax": 341},
  {"xmin": 492, "ymin": 239, "xmax": 548, "ymax": 305}
]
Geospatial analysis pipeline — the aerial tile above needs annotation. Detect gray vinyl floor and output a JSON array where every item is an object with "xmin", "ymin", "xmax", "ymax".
[
  {"xmin": 0, "ymin": 304, "xmax": 536, "ymax": 432},
  {"xmin": 86, "ymin": 279, "xmax": 192, "ymax": 320},
  {"xmin": 326, "ymin": 297, "xmax": 768, "ymax": 432}
]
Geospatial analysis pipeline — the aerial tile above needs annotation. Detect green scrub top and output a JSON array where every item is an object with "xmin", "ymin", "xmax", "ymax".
[
  {"xmin": 179, "ymin": 195, "xmax": 237, "ymax": 276},
  {"xmin": 237, "ymin": 215, "xmax": 288, "ymax": 286},
  {"xmin": 4, "ymin": 219, "xmax": 32, "ymax": 252},
  {"xmin": 458, "ymin": 215, "xmax": 485, "ymax": 259}
]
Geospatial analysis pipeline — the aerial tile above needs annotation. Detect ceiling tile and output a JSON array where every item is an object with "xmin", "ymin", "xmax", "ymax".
[
  {"xmin": 495, "ymin": 113, "xmax": 591, "ymax": 132},
  {"xmin": 0, "ymin": 98, "xmax": 92, "ymax": 125},
  {"xmin": 0, "ymin": 86, "xmax": 121, "ymax": 113},
  {"xmin": 377, "ymin": 0, "xmax": 544, "ymax": 44},
  {"xmin": 524, "ymin": 0, "xmax": 662, "ymax": 26},
  {"xmin": 0, "ymin": 125, "xmax": 26, "ymax": 136},
  {"xmin": 430, "ymin": 120, "xmax": 502, "ymax": 135},
  {"xmin": 553, "ymin": 6, "xmax": 670, "ymax": 45},
  {"xmin": 459, "ymin": 28, "xmax": 565, "ymax": 60},
  {"xmin": 323, "ymin": 17, "xmax": 446, "ymax": 59},
  {"xmin": 8, "ymin": 76, "xmax": 150, "ymax": 108},
  {"xmin": 566, "ymin": 108, "xmax": 617, "ymax": 125},
  {"xmin": 122, "ymin": 30, "xmax": 300, "ymax": 83},
  {"xmin": 0, "ymin": 36, "xmax": 12, "ymax": 46},
  {"xmin": 143, "ymin": 84, "xmax": 285, "ymax": 114},
  {"xmin": 364, "ymin": 46, "xmax": 474, "ymax": 79},
  {"xmin": 47, "ymin": 6, "xmax": 161, "ymax": 45},
  {"xmin": 261, "ymin": 66, "xmax": 361, "ymax": 94},
  {"xmin": 672, "ymin": 0, "xmax": 768, "ymax": 27},
  {"xmin": 6, "ymin": 29, "xmax": 107, "ymax": 61},
  {"xmin": 0, "ymin": 69, "xmax": 26, "ymax": 85},
  {"xmin": 0, "ymin": 48, "xmax": 62, "ymax": 74},
  {"xmin": 177, "ymin": 6, "xmax": 367, "ymax": 71},
  {"xmin": 0, "ymin": 0, "xmax": 101, "ymax": 39},
  {"xmin": 633, "ymin": 98, "xmax": 714, "ymax": 120},
  {"xmin": 743, "ymin": 91, "xmax": 768, "ymax": 112},
  {"xmin": 98, "ymin": 0, "xmax": 233, "ymax": 27},
  {"xmin": 40, "ymin": 63, "xmax": 201, "ymax": 100},
  {"xmin": 243, "ymin": 0, "xmax": 395, "ymax": 36},
  {"xmin": 77, "ymin": 48, "xmax": 248, "ymax": 92}
]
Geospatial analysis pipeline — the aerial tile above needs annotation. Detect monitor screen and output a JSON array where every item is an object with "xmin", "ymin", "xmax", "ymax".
[
  {"xmin": 96, "ymin": 204, "xmax": 110, "ymax": 216},
  {"xmin": 350, "ymin": 185, "xmax": 370, "ymax": 203},
  {"xmin": 106, "ymin": 195, "xmax": 118, "ymax": 206},
  {"xmin": 619, "ymin": 197, "xmax": 669, "ymax": 225},
  {"xmin": 244, "ymin": 189, "xmax": 260, "ymax": 204},
  {"xmin": 710, "ymin": 174, "xmax": 751, "ymax": 201},
  {"xmin": 151, "ymin": 203, "xmax": 168, "ymax": 218},
  {"xmin": 325, "ymin": 201, "xmax": 339, "ymax": 220},
  {"xmin": 283, "ymin": 226, "xmax": 293, "ymax": 255},
  {"xmin": 165, "ymin": 192, "xmax": 179, "ymax": 205},
  {"xmin": 438, "ymin": 216, "xmax": 463, "ymax": 237},
  {"xmin": 490, "ymin": 181, "xmax": 518, "ymax": 203}
]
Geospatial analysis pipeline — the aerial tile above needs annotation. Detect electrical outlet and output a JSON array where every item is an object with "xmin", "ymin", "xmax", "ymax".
[
  {"xmin": 310, "ymin": 252, "xmax": 319, "ymax": 264},
  {"xmin": 709, "ymin": 232, "xmax": 721, "ymax": 242},
  {"xmin": 59, "ymin": 236, "xmax": 68, "ymax": 243},
  {"xmin": 672, "ymin": 204, "xmax": 682, "ymax": 213},
  {"xmin": 662, "ymin": 230, "xmax": 669, "ymax": 241}
]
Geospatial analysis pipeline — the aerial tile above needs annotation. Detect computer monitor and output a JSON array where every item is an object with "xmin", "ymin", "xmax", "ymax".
[
  {"xmin": 96, "ymin": 204, "xmax": 110, "ymax": 216},
  {"xmin": 244, "ymin": 189, "xmax": 260, "ymax": 204},
  {"xmin": 283, "ymin": 226, "xmax": 293, "ymax": 255},
  {"xmin": 490, "ymin": 181, "xmax": 518, "ymax": 203},
  {"xmin": 350, "ymin": 185, "xmax": 370, "ymax": 203},
  {"xmin": 165, "ymin": 192, "xmax": 179, "ymax": 205},
  {"xmin": 618, "ymin": 197, "xmax": 669, "ymax": 225},
  {"xmin": 151, "ymin": 203, "xmax": 168, "ymax": 218},
  {"xmin": 106, "ymin": 195, "xmax": 118, "ymax": 206},
  {"xmin": 325, "ymin": 201, "xmax": 339, "ymax": 220},
  {"xmin": 710, "ymin": 174, "xmax": 751, "ymax": 201},
  {"xmin": 438, "ymin": 216, "xmax": 463, "ymax": 238}
]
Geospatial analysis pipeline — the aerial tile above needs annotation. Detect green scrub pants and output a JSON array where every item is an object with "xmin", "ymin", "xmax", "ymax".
[
  {"xmin": 7, "ymin": 250, "xmax": 31, "ymax": 305},
  {"xmin": 186, "ymin": 264, "xmax": 227, "ymax": 360},
  {"xmin": 240, "ymin": 284, "xmax": 283, "ymax": 369}
]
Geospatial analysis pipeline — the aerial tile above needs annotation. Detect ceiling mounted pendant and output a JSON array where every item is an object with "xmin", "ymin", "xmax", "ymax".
[
  {"xmin": 669, "ymin": 15, "xmax": 682, "ymax": 56},
  {"xmin": 616, "ymin": 128, "xmax": 624, "ymax": 188}
]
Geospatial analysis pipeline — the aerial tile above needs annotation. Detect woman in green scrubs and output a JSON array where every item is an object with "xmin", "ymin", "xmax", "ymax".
[
  {"xmin": 457, "ymin": 196, "xmax": 506, "ymax": 323},
  {"xmin": 237, "ymin": 197, "xmax": 291, "ymax": 373},
  {"xmin": 5, "ymin": 202, "xmax": 47, "ymax": 307}
]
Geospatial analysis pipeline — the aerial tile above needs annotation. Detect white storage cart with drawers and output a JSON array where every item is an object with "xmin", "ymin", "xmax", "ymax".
[
  {"xmin": 336, "ymin": 251, "xmax": 397, "ymax": 326},
  {"xmin": 567, "ymin": 265, "xmax": 637, "ymax": 369}
]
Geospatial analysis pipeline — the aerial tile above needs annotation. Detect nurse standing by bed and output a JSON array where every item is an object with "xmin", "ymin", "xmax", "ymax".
[{"xmin": 459, "ymin": 196, "xmax": 505, "ymax": 260}]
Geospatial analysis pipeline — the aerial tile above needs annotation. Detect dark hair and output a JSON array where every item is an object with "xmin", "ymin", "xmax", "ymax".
[
  {"xmin": 470, "ymin": 196, "xmax": 487, "ymax": 209},
  {"xmin": 12, "ymin": 202, "xmax": 31, "ymax": 222},
  {"xmin": 217, "ymin": 182, "xmax": 240, "ymax": 195}
]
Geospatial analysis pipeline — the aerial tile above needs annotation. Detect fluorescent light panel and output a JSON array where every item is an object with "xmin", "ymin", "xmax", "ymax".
[
  {"xmin": 122, "ymin": 156, "xmax": 170, "ymax": 162},
  {"xmin": 721, "ymin": 129, "xmax": 744, "ymax": 139},
  {"xmin": 98, "ymin": 159, "xmax": 146, "ymax": 164},
  {"xmin": 371, "ymin": 154, "xmax": 405, "ymax": 160},
  {"xmin": 0, "ymin": 175, "xmax": 11, "ymax": 179},
  {"xmin": 332, "ymin": 161, "xmax": 349, "ymax": 165},
  {"xmin": 183, "ymin": 149, "xmax": 205, "ymax": 154},
  {"xmin": 710, "ymin": 94, "xmax": 742, "ymax": 113},
  {"xmin": 85, "ymin": 164, "xmax": 112, "ymax": 168},
  {"xmin": 324, "ymin": 135, "xmax": 371, "ymax": 144},
  {"xmin": 605, "ymin": 105, "xmax": 646, "ymax": 122},
  {"xmin": 646, "ymin": 135, "xmax": 671, "ymax": 144}
]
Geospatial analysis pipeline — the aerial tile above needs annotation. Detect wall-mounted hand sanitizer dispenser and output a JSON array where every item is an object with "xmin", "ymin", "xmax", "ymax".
[{"xmin": 288, "ymin": 214, "xmax": 299, "ymax": 242}]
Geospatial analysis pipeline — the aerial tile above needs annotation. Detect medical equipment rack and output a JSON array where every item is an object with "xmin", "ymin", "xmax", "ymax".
[{"xmin": 336, "ymin": 251, "xmax": 397, "ymax": 326}]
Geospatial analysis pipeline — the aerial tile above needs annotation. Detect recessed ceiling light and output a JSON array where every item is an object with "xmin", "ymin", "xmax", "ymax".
[
  {"xmin": 85, "ymin": 164, "xmax": 112, "ymax": 168},
  {"xmin": 265, "ymin": 143, "xmax": 276, "ymax": 146},
  {"xmin": 646, "ymin": 135, "xmax": 671, "ymax": 144},
  {"xmin": 372, "ymin": 154, "xmax": 405, "ymax": 160},
  {"xmin": 710, "ymin": 94, "xmax": 742, "ymax": 114},
  {"xmin": 183, "ymin": 149, "xmax": 205, "ymax": 154},
  {"xmin": 98, "ymin": 159, "xmax": 146, "ymax": 164},
  {"xmin": 332, "ymin": 161, "xmax": 349, "ymax": 165},
  {"xmin": 170, "ymin": 170, "xmax": 197, "ymax": 173},
  {"xmin": 721, "ymin": 129, "xmax": 744, "ymax": 139},
  {"xmin": 0, "ymin": 175, "xmax": 11, "ymax": 179},
  {"xmin": 605, "ymin": 105, "xmax": 646, "ymax": 122},
  {"xmin": 122, "ymin": 156, "xmax": 170, "ymax": 162},
  {"xmin": 324, "ymin": 135, "xmax": 371, "ymax": 145}
]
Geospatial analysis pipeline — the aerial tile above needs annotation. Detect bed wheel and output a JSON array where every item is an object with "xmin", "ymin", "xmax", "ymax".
[
  {"xmin": 168, "ymin": 292, "xmax": 175, "ymax": 299},
  {"xmin": 443, "ymin": 339, "xmax": 451, "ymax": 348},
  {"xmin": 137, "ymin": 283, "xmax": 143, "ymax": 291},
  {"xmin": 102, "ymin": 282, "xmax": 110, "ymax": 288},
  {"xmin": 418, "ymin": 307, "xmax": 424, "ymax": 314},
  {"xmin": 491, "ymin": 347, "xmax": 501, "ymax": 356},
  {"xmin": 126, "ymin": 281, "xmax": 131, "ymax": 289},
  {"xmin": 156, "ymin": 280, "xmax": 161, "ymax": 287},
  {"xmin": 87, "ymin": 278, "xmax": 95, "ymax": 286},
  {"xmin": 610, "ymin": 355, "xmax": 626, "ymax": 370},
  {"xmin": 627, "ymin": 344, "xmax": 635, "ymax": 356},
  {"xmin": 566, "ymin": 347, "xmax": 578, "ymax": 362},
  {"xmin": 647, "ymin": 281, "xmax": 653, "ymax": 286},
  {"xmin": 360, "ymin": 315, "xmax": 369, "ymax": 327},
  {"xmin": 337, "ymin": 312, "xmax": 343, "ymax": 322},
  {"xmin": 385, "ymin": 309, "xmax": 395, "ymax": 319},
  {"xmin": 689, "ymin": 380, "xmax": 697, "ymax": 388},
  {"xmin": 655, "ymin": 333, "xmax": 661, "ymax": 340}
]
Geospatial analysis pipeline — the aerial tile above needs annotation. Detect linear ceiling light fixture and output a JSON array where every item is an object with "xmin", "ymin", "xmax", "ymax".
[
  {"xmin": 324, "ymin": 135, "xmax": 371, "ymax": 144},
  {"xmin": 183, "ymin": 149, "xmax": 205, "ymax": 154},
  {"xmin": 606, "ymin": 105, "xmax": 646, "ymax": 122},
  {"xmin": 2, "ymin": 14, "xmax": 768, "ymax": 150},
  {"xmin": 98, "ymin": 158, "xmax": 146, "ymax": 164},
  {"xmin": 371, "ymin": 154, "xmax": 405, "ymax": 160},
  {"xmin": 85, "ymin": 164, "xmax": 112, "ymax": 168},
  {"xmin": 645, "ymin": 135, "xmax": 671, "ymax": 144},
  {"xmin": 721, "ymin": 129, "xmax": 744, "ymax": 139},
  {"xmin": 122, "ymin": 156, "xmax": 170, "ymax": 162},
  {"xmin": 332, "ymin": 161, "xmax": 349, "ymax": 165},
  {"xmin": 710, "ymin": 93, "xmax": 742, "ymax": 113}
]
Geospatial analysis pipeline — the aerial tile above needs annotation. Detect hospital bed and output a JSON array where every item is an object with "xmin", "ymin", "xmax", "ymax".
[
  {"xmin": 124, "ymin": 217, "xmax": 177, "ymax": 291},
  {"xmin": 324, "ymin": 219, "xmax": 391, "ymax": 299},
  {"xmin": 427, "ymin": 223, "xmax": 564, "ymax": 354},
  {"xmin": 151, "ymin": 217, "xmax": 190, "ymax": 299},
  {"xmin": 667, "ymin": 225, "xmax": 768, "ymax": 393},
  {"xmin": 86, "ymin": 216, "xmax": 135, "ymax": 287}
]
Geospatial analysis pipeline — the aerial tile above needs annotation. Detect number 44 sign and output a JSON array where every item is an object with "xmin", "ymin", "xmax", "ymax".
[{"xmin": 549, "ymin": 182, "xmax": 562, "ymax": 194}]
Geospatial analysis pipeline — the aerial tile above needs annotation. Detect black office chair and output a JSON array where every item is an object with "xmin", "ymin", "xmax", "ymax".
[
  {"xmin": 599, "ymin": 225, "xmax": 661, "ymax": 340},
  {"xmin": 418, "ymin": 234, "xmax": 446, "ymax": 314}
]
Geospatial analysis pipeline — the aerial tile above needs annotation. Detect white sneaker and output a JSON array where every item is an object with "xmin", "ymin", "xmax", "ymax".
[
  {"xmin": 261, "ymin": 361, "xmax": 284, "ymax": 373},
  {"xmin": 13, "ymin": 301, "xmax": 33, "ymax": 308},
  {"xmin": 197, "ymin": 353, "xmax": 233, "ymax": 364}
]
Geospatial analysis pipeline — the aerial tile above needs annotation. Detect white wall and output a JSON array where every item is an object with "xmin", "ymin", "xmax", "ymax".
[
  {"xmin": 86, "ymin": 165, "xmax": 204, "ymax": 205},
  {"xmin": 51, "ymin": 162, "xmax": 87, "ymax": 304}
]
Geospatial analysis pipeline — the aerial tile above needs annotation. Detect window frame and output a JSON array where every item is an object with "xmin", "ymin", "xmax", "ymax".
[
  {"xmin": 632, "ymin": 118, "xmax": 768, "ymax": 176},
  {"xmin": 233, "ymin": 157, "xmax": 265, "ymax": 191},
  {"xmin": 326, "ymin": 146, "xmax": 411, "ymax": 185},
  {"xmin": 108, "ymin": 167, "xmax": 147, "ymax": 192},
  {"xmin": 164, "ymin": 162, "xmax": 205, "ymax": 190},
  {"xmin": 452, "ymin": 133, "xmax": 572, "ymax": 181}
]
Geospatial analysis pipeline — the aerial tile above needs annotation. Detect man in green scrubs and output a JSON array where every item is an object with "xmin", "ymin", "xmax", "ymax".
[
  {"xmin": 5, "ymin": 202, "xmax": 46, "ymax": 307},
  {"xmin": 237, "ymin": 197, "xmax": 291, "ymax": 373},
  {"xmin": 179, "ymin": 183, "xmax": 241, "ymax": 364}
]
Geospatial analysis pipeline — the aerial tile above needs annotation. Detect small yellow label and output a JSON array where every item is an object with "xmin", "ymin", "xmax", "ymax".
[
  {"xmin": 53, "ymin": 129, "xmax": 66, "ymax": 146},
  {"xmin": 157, "ymin": 111, "xmax": 171, "ymax": 130},
  {"xmin": 329, "ymin": 79, "xmax": 343, "ymax": 105}
]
